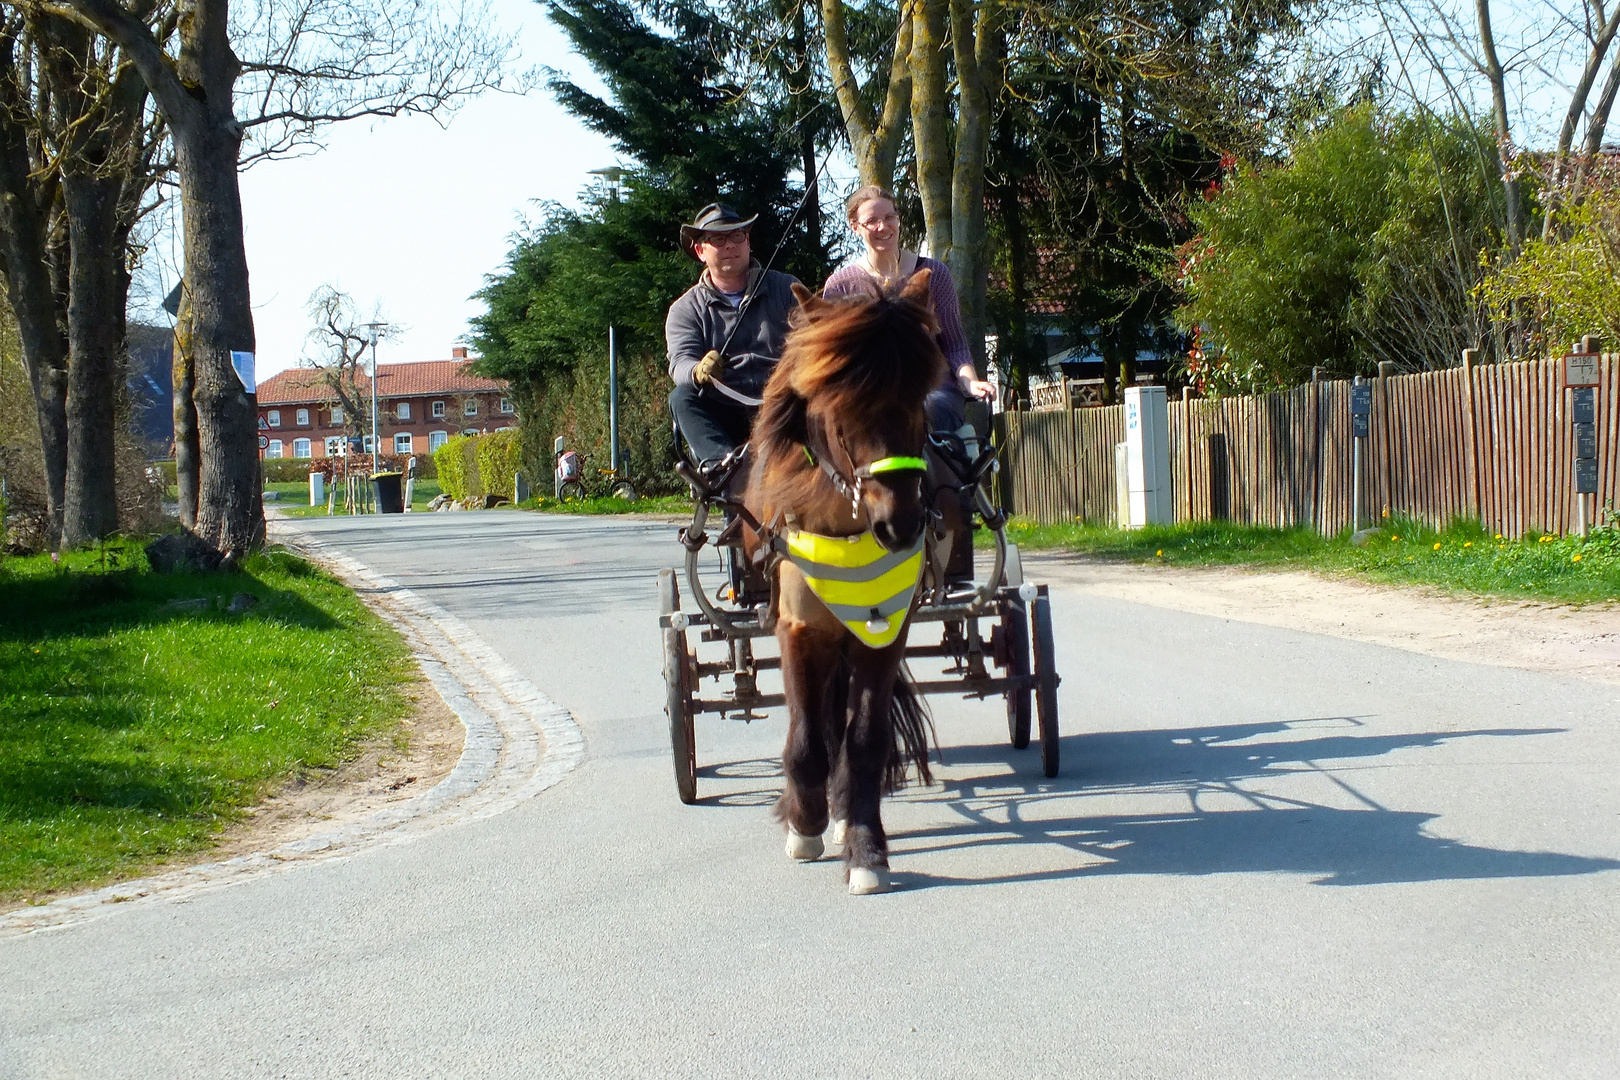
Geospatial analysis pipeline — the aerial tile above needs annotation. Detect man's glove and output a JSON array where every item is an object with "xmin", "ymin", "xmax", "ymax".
[{"xmin": 692, "ymin": 349, "xmax": 724, "ymax": 385}]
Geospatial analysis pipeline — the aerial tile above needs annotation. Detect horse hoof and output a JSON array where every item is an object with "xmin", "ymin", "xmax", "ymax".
[
  {"xmin": 832, "ymin": 819, "xmax": 847, "ymax": 845},
  {"xmin": 785, "ymin": 829, "xmax": 824, "ymax": 862},
  {"xmin": 847, "ymin": 867, "xmax": 891, "ymax": 895}
]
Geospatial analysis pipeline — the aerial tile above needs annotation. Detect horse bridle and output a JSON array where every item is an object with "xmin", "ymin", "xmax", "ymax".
[{"xmin": 802, "ymin": 425, "xmax": 930, "ymax": 520}]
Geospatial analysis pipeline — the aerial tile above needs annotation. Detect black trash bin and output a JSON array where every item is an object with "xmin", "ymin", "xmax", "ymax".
[{"xmin": 371, "ymin": 471, "xmax": 405, "ymax": 514}]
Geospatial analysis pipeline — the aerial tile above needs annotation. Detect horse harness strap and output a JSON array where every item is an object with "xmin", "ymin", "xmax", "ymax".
[
  {"xmin": 772, "ymin": 528, "xmax": 925, "ymax": 649},
  {"xmin": 802, "ymin": 443, "xmax": 929, "ymax": 517}
]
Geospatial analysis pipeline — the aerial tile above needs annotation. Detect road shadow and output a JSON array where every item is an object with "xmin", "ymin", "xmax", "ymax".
[{"xmin": 702, "ymin": 717, "xmax": 1620, "ymax": 888}]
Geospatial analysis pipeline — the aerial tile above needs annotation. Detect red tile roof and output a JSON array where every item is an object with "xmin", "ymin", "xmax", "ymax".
[{"xmin": 256, "ymin": 360, "xmax": 508, "ymax": 405}]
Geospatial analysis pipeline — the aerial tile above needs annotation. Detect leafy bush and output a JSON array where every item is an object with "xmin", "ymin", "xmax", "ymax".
[
  {"xmin": 474, "ymin": 429, "xmax": 522, "ymax": 499},
  {"xmin": 1177, "ymin": 105, "xmax": 1502, "ymax": 393},
  {"xmin": 1479, "ymin": 188, "xmax": 1620, "ymax": 356},
  {"xmin": 434, "ymin": 434, "xmax": 480, "ymax": 500}
]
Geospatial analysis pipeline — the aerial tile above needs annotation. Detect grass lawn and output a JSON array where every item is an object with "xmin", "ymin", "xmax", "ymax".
[
  {"xmin": 270, "ymin": 478, "xmax": 442, "ymax": 518},
  {"xmin": 0, "ymin": 540, "xmax": 416, "ymax": 904},
  {"xmin": 518, "ymin": 492, "xmax": 693, "ymax": 515},
  {"xmin": 992, "ymin": 515, "xmax": 1620, "ymax": 606}
]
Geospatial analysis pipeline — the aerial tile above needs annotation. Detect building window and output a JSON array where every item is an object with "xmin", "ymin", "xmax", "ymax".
[
  {"xmin": 362, "ymin": 435, "xmax": 375, "ymax": 454},
  {"xmin": 331, "ymin": 405, "xmax": 344, "ymax": 425},
  {"xmin": 428, "ymin": 430, "xmax": 448, "ymax": 451},
  {"xmin": 325, "ymin": 436, "xmax": 344, "ymax": 457},
  {"xmin": 397, "ymin": 401, "xmax": 411, "ymax": 420},
  {"xmin": 394, "ymin": 432, "xmax": 412, "ymax": 454},
  {"xmin": 293, "ymin": 438, "xmax": 311, "ymax": 458},
  {"xmin": 267, "ymin": 439, "xmax": 284, "ymax": 458},
  {"xmin": 267, "ymin": 409, "xmax": 281, "ymax": 427},
  {"xmin": 296, "ymin": 408, "xmax": 309, "ymax": 426},
  {"xmin": 500, "ymin": 397, "xmax": 514, "ymax": 414},
  {"xmin": 432, "ymin": 400, "xmax": 445, "ymax": 418},
  {"xmin": 462, "ymin": 428, "xmax": 480, "ymax": 437},
  {"xmin": 463, "ymin": 398, "xmax": 478, "ymax": 417}
]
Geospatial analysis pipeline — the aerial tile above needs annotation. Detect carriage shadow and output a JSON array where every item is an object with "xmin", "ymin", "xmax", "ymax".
[{"xmin": 698, "ymin": 717, "xmax": 1620, "ymax": 887}]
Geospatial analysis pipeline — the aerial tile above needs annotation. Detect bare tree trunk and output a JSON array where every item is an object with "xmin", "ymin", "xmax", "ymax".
[
  {"xmin": 1575, "ymin": 50, "xmax": 1620, "ymax": 194},
  {"xmin": 1476, "ymin": 0, "xmax": 1524, "ymax": 253},
  {"xmin": 172, "ymin": 291, "xmax": 199, "ymax": 526},
  {"xmin": 59, "ymin": 0, "xmax": 262, "ymax": 555},
  {"xmin": 790, "ymin": 0, "xmax": 820, "ymax": 250},
  {"xmin": 1543, "ymin": 1, "xmax": 1620, "ymax": 236},
  {"xmin": 61, "ymin": 173, "xmax": 125, "ymax": 546},
  {"xmin": 821, "ymin": 0, "xmax": 911, "ymax": 189},
  {"xmin": 910, "ymin": 0, "xmax": 952, "ymax": 260},
  {"xmin": 0, "ymin": 22, "xmax": 66, "ymax": 549}
]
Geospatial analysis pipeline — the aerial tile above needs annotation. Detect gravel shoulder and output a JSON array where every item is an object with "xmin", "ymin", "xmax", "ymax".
[{"xmin": 1027, "ymin": 552, "xmax": 1620, "ymax": 686}]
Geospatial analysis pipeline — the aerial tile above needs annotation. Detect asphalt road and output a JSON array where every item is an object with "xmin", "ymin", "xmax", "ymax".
[{"xmin": 4, "ymin": 510, "xmax": 1619, "ymax": 1079}]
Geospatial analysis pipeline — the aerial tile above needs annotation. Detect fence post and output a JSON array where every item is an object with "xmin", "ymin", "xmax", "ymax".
[
  {"xmin": 1377, "ymin": 361, "xmax": 1397, "ymax": 521},
  {"xmin": 1462, "ymin": 348, "xmax": 1480, "ymax": 521}
]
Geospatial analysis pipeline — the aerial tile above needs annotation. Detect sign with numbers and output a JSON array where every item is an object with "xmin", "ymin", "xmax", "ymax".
[
  {"xmin": 1573, "ymin": 386, "xmax": 1596, "ymax": 424},
  {"xmin": 1575, "ymin": 422, "xmax": 1597, "ymax": 460},
  {"xmin": 258, "ymin": 435, "xmax": 268, "ymax": 449},
  {"xmin": 1565, "ymin": 353, "xmax": 1601, "ymax": 387},
  {"xmin": 1576, "ymin": 457, "xmax": 1599, "ymax": 494},
  {"xmin": 1350, "ymin": 384, "xmax": 1372, "ymax": 415}
]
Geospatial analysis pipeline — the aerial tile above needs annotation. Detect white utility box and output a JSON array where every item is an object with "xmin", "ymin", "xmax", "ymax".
[
  {"xmin": 309, "ymin": 471, "xmax": 325, "ymax": 506},
  {"xmin": 1124, "ymin": 386, "xmax": 1172, "ymax": 527}
]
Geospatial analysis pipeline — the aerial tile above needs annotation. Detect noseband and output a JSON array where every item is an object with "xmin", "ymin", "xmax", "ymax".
[{"xmin": 802, "ymin": 431, "xmax": 928, "ymax": 519}]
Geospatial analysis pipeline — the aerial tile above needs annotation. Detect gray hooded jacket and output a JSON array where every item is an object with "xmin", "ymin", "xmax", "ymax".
[{"xmin": 665, "ymin": 261, "xmax": 801, "ymax": 396}]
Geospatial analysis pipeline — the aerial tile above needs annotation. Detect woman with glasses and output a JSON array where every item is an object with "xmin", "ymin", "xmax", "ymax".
[{"xmin": 821, "ymin": 186, "xmax": 996, "ymax": 440}]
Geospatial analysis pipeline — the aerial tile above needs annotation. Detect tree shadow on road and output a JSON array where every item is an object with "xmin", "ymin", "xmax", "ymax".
[
  {"xmin": 887, "ymin": 716, "xmax": 1620, "ymax": 889},
  {"xmin": 697, "ymin": 717, "xmax": 1620, "ymax": 888}
]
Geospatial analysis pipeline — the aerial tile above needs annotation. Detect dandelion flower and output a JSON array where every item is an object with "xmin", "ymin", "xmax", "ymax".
[
  {"xmin": 1156, "ymin": 549, "xmax": 1164, "ymax": 557},
  {"xmin": 1433, "ymin": 542, "xmax": 1442, "ymax": 551},
  {"xmin": 1495, "ymin": 534, "xmax": 1503, "ymax": 541},
  {"xmin": 1391, "ymin": 535, "xmax": 1401, "ymax": 542},
  {"xmin": 1464, "ymin": 541, "xmax": 1473, "ymax": 548},
  {"xmin": 1573, "ymin": 554, "xmax": 1583, "ymax": 562}
]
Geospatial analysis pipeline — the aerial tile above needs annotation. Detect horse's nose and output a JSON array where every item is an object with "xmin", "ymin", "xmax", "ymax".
[{"xmin": 872, "ymin": 514, "xmax": 922, "ymax": 552}]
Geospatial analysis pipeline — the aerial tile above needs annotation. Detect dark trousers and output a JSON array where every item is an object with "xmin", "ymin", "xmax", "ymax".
[
  {"xmin": 925, "ymin": 385, "xmax": 967, "ymax": 435},
  {"xmin": 670, "ymin": 382, "xmax": 756, "ymax": 466}
]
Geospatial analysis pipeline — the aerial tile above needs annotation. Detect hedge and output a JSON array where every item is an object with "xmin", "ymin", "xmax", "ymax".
[
  {"xmin": 474, "ymin": 429, "xmax": 522, "ymax": 500},
  {"xmin": 434, "ymin": 434, "xmax": 480, "ymax": 500}
]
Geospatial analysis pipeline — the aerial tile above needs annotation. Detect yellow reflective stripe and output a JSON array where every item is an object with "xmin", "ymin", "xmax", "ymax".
[
  {"xmin": 785, "ymin": 529, "xmax": 887, "ymax": 566},
  {"xmin": 798, "ymin": 554, "xmax": 923, "ymax": 607},
  {"xmin": 864, "ymin": 456, "xmax": 928, "ymax": 475}
]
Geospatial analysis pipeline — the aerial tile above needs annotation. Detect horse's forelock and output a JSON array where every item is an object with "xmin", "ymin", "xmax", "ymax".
[{"xmin": 782, "ymin": 292, "xmax": 944, "ymax": 416}]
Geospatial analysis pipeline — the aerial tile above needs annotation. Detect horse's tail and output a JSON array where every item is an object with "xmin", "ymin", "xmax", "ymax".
[{"xmin": 883, "ymin": 663, "xmax": 935, "ymax": 794}]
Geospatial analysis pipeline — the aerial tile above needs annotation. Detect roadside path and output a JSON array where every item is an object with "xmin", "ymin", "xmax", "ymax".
[{"xmin": 3, "ymin": 511, "xmax": 1617, "ymax": 1079}]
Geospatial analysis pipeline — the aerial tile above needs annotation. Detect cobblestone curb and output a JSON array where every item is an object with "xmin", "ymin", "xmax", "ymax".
[{"xmin": 1, "ymin": 522, "xmax": 584, "ymax": 938}]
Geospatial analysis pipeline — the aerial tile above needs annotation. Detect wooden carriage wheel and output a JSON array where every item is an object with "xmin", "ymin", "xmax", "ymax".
[
  {"xmin": 999, "ymin": 598, "xmax": 1032, "ymax": 749},
  {"xmin": 659, "ymin": 569, "xmax": 698, "ymax": 804},
  {"xmin": 1031, "ymin": 592, "xmax": 1060, "ymax": 778}
]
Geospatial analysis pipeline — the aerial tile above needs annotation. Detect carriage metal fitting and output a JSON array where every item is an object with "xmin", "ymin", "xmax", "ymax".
[{"xmin": 678, "ymin": 526, "xmax": 708, "ymax": 553}]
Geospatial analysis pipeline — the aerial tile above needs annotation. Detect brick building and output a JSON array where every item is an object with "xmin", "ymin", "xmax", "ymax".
[{"xmin": 255, "ymin": 347, "xmax": 514, "ymax": 460}]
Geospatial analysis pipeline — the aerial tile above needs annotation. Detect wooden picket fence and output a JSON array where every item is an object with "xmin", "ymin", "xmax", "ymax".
[{"xmin": 993, "ymin": 354, "xmax": 1616, "ymax": 538}]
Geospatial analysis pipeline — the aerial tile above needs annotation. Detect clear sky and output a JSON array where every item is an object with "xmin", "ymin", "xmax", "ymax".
[{"xmin": 228, "ymin": 0, "xmax": 616, "ymax": 381}]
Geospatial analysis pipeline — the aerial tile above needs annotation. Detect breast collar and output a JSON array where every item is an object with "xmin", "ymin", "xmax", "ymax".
[{"xmin": 775, "ymin": 527, "xmax": 925, "ymax": 649}]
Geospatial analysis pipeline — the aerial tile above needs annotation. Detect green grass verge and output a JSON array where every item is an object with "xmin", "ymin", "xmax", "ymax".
[
  {"xmin": 0, "ymin": 540, "xmax": 415, "ymax": 903},
  {"xmin": 270, "ymin": 479, "xmax": 442, "ymax": 518},
  {"xmin": 517, "ymin": 493, "xmax": 693, "ymax": 515},
  {"xmin": 991, "ymin": 515, "xmax": 1620, "ymax": 605}
]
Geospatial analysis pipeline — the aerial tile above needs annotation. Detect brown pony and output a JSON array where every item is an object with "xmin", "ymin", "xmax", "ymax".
[{"xmin": 743, "ymin": 270, "xmax": 947, "ymax": 895}]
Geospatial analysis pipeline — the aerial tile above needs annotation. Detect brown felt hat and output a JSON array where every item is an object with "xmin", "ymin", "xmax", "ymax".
[{"xmin": 679, "ymin": 203, "xmax": 758, "ymax": 258}]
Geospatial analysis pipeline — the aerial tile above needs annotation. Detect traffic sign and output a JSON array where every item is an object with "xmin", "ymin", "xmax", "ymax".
[
  {"xmin": 1564, "ymin": 353, "xmax": 1601, "ymax": 387},
  {"xmin": 258, "ymin": 435, "xmax": 268, "ymax": 449}
]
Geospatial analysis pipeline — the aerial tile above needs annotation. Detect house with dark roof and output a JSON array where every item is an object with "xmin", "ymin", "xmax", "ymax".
[{"xmin": 254, "ymin": 346, "xmax": 514, "ymax": 460}]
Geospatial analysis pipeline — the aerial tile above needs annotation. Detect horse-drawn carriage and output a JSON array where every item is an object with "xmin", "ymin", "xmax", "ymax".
[{"xmin": 656, "ymin": 290, "xmax": 1061, "ymax": 808}]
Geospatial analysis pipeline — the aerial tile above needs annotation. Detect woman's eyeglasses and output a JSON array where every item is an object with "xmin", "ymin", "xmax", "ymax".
[{"xmin": 856, "ymin": 214, "xmax": 899, "ymax": 231}]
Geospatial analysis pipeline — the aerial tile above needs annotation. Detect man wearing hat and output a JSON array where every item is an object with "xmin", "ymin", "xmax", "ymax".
[{"xmin": 666, "ymin": 202, "xmax": 802, "ymax": 470}]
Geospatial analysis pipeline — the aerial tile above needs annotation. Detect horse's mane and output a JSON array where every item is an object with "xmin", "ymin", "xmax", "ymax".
[{"xmin": 752, "ymin": 273, "xmax": 948, "ymax": 499}]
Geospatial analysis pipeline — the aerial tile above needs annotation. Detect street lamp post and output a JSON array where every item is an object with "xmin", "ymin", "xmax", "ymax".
[{"xmin": 365, "ymin": 323, "xmax": 388, "ymax": 481}]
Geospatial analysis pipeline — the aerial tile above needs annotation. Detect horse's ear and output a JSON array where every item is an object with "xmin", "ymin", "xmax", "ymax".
[
  {"xmin": 791, "ymin": 282, "xmax": 829, "ymax": 317},
  {"xmin": 758, "ymin": 383, "xmax": 809, "ymax": 449},
  {"xmin": 901, "ymin": 267, "xmax": 934, "ymax": 311}
]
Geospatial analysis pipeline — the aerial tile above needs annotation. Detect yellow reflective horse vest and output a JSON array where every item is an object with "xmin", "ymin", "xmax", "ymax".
[{"xmin": 780, "ymin": 528, "xmax": 925, "ymax": 649}]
